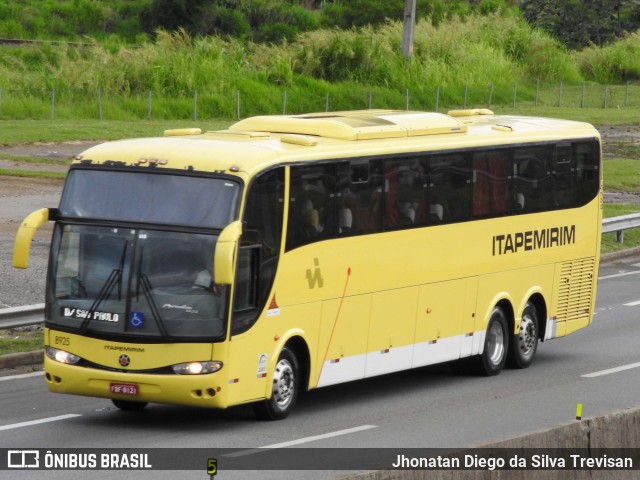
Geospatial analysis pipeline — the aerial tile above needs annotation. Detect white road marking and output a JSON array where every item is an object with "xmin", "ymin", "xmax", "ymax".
[
  {"xmin": 598, "ymin": 270, "xmax": 640, "ymax": 280},
  {"xmin": 0, "ymin": 371, "xmax": 44, "ymax": 382},
  {"xmin": 623, "ymin": 300, "xmax": 640, "ymax": 306},
  {"xmin": 582, "ymin": 362, "xmax": 640, "ymax": 378},
  {"xmin": 224, "ymin": 424, "xmax": 378, "ymax": 458},
  {"xmin": 0, "ymin": 414, "xmax": 81, "ymax": 432}
]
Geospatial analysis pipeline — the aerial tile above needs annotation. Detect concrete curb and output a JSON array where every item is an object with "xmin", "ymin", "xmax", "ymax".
[
  {"xmin": 601, "ymin": 246, "xmax": 640, "ymax": 263},
  {"xmin": 0, "ymin": 349, "xmax": 44, "ymax": 369}
]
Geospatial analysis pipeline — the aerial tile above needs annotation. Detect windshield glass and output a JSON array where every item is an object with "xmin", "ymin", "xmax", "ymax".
[
  {"xmin": 60, "ymin": 169, "xmax": 240, "ymax": 229},
  {"xmin": 48, "ymin": 224, "xmax": 228, "ymax": 341}
]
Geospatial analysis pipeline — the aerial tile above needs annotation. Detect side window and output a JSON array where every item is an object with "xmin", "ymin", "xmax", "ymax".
[
  {"xmin": 344, "ymin": 159, "xmax": 384, "ymax": 234},
  {"xmin": 232, "ymin": 168, "xmax": 284, "ymax": 336},
  {"xmin": 384, "ymin": 157, "xmax": 427, "ymax": 228},
  {"xmin": 473, "ymin": 149, "xmax": 511, "ymax": 218},
  {"xmin": 287, "ymin": 164, "xmax": 336, "ymax": 249},
  {"xmin": 427, "ymin": 153, "xmax": 472, "ymax": 223},
  {"xmin": 513, "ymin": 145, "xmax": 553, "ymax": 213},
  {"xmin": 575, "ymin": 140, "xmax": 600, "ymax": 205},
  {"xmin": 553, "ymin": 144, "xmax": 576, "ymax": 208}
]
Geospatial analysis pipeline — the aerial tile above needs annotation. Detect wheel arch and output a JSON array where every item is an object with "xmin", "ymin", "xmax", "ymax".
[
  {"xmin": 495, "ymin": 298, "xmax": 515, "ymax": 340},
  {"xmin": 477, "ymin": 295, "xmax": 514, "ymax": 356},
  {"xmin": 480, "ymin": 294, "xmax": 514, "ymax": 331},
  {"xmin": 525, "ymin": 292, "xmax": 547, "ymax": 341},
  {"xmin": 265, "ymin": 331, "xmax": 311, "ymax": 398},
  {"xmin": 282, "ymin": 335, "xmax": 311, "ymax": 393}
]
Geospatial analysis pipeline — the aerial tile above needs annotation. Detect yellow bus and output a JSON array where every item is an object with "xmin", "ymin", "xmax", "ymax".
[{"xmin": 14, "ymin": 109, "xmax": 602, "ymax": 420}]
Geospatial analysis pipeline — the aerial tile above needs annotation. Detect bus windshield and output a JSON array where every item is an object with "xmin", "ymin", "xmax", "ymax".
[
  {"xmin": 48, "ymin": 225, "xmax": 228, "ymax": 341},
  {"xmin": 60, "ymin": 169, "xmax": 240, "ymax": 229},
  {"xmin": 47, "ymin": 169, "xmax": 240, "ymax": 341}
]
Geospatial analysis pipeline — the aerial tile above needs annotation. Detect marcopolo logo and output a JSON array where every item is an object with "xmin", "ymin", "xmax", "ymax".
[{"xmin": 118, "ymin": 354, "xmax": 130, "ymax": 367}]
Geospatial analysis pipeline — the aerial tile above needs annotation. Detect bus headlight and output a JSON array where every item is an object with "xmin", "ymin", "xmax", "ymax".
[
  {"xmin": 172, "ymin": 361, "xmax": 223, "ymax": 375},
  {"xmin": 46, "ymin": 346, "xmax": 81, "ymax": 365}
]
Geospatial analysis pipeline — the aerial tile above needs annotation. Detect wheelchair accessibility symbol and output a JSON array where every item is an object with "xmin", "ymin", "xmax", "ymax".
[{"xmin": 129, "ymin": 312, "xmax": 145, "ymax": 328}]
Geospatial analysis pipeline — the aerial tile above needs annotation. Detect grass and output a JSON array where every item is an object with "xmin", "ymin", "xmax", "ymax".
[
  {"xmin": 603, "ymin": 158, "xmax": 640, "ymax": 193},
  {"xmin": 604, "ymin": 204, "xmax": 640, "ymax": 217},
  {"xmin": 0, "ymin": 168, "xmax": 66, "ymax": 179},
  {"xmin": 0, "ymin": 119, "xmax": 230, "ymax": 145},
  {"xmin": 1, "ymin": 14, "xmax": 640, "ymax": 122},
  {"xmin": 0, "ymin": 328, "xmax": 43, "ymax": 356},
  {"xmin": 602, "ymin": 228, "xmax": 640, "ymax": 254}
]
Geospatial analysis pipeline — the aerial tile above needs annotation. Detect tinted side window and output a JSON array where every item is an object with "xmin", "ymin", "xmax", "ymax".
[
  {"xmin": 384, "ymin": 158, "xmax": 428, "ymax": 228},
  {"xmin": 427, "ymin": 153, "xmax": 472, "ymax": 223},
  {"xmin": 553, "ymin": 144, "xmax": 576, "ymax": 208},
  {"xmin": 473, "ymin": 149, "xmax": 511, "ymax": 218},
  {"xmin": 575, "ymin": 141, "xmax": 600, "ymax": 205},
  {"xmin": 336, "ymin": 160, "xmax": 383, "ymax": 235},
  {"xmin": 287, "ymin": 164, "xmax": 336, "ymax": 250},
  {"xmin": 513, "ymin": 145, "xmax": 554, "ymax": 213}
]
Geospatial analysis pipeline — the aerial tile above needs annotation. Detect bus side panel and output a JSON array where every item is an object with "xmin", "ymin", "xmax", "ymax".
[
  {"xmin": 475, "ymin": 264, "xmax": 555, "ymax": 337},
  {"xmin": 364, "ymin": 287, "xmax": 417, "ymax": 377},
  {"xmin": 315, "ymin": 295, "xmax": 371, "ymax": 388},
  {"xmin": 226, "ymin": 302, "xmax": 321, "ymax": 406},
  {"xmin": 413, "ymin": 278, "xmax": 473, "ymax": 367}
]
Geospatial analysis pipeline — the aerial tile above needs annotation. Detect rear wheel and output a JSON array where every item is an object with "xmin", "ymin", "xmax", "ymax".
[
  {"xmin": 508, "ymin": 301, "xmax": 539, "ymax": 369},
  {"xmin": 253, "ymin": 347, "xmax": 299, "ymax": 420},
  {"xmin": 473, "ymin": 306, "xmax": 509, "ymax": 376},
  {"xmin": 112, "ymin": 399, "xmax": 148, "ymax": 411}
]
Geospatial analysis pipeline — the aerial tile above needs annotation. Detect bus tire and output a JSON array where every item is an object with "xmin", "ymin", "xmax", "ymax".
[
  {"xmin": 508, "ymin": 301, "xmax": 539, "ymax": 369},
  {"xmin": 474, "ymin": 306, "xmax": 509, "ymax": 376},
  {"xmin": 112, "ymin": 399, "xmax": 148, "ymax": 411},
  {"xmin": 253, "ymin": 347, "xmax": 299, "ymax": 421}
]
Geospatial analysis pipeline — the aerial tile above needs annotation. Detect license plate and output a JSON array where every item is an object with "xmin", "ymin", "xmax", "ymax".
[{"xmin": 109, "ymin": 383, "xmax": 138, "ymax": 396}]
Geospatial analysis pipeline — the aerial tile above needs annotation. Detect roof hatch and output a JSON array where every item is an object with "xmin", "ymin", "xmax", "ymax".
[{"xmin": 230, "ymin": 110, "xmax": 467, "ymax": 141}]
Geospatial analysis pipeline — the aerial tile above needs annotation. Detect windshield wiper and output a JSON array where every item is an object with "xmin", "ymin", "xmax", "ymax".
[
  {"xmin": 80, "ymin": 240, "xmax": 128, "ymax": 332},
  {"xmin": 134, "ymin": 246, "xmax": 170, "ymax": 338}
]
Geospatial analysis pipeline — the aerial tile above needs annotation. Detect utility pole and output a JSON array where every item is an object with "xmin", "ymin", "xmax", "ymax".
[{"xmin": 402, "ymin": 0, "xmax": 417, "ymax": 58}]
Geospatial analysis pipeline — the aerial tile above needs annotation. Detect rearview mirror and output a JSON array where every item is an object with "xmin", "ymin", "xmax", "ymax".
[
  {"xmin": 13, "ymin": 208, "xmax": 57, "ymax": 269},
  {"xmin": 213, "ymin": 221, "xmax": 242, "ymax": 285}
]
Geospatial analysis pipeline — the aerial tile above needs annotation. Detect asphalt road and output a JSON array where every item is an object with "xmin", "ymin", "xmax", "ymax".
[{"xmin": 0, "ymin": 254, "xmax": 639, "ymax": 480}]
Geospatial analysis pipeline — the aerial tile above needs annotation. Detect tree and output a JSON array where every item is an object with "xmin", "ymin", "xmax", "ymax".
[
  {"xmin": 141, "ymin": 0, "xmax": 210, "ymax": 35},
  {"xmin": 520, "ymin": 0, "xmax": 640, "ymax": 48}
]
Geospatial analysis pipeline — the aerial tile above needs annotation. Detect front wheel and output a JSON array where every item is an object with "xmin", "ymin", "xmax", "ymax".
[
  {"xmin": 508, "ymin": 301, "xmax": 539, "ymax": 369},
  {"xmin": 473, "ymin": 306, "xmax": 509, "ymax": 376},
  {"xmin": 253, "ymin": 347, "xmax": 299, "ymax": 420}
]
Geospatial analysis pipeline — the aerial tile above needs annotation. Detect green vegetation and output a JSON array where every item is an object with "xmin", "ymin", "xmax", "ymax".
[
  {"xmin": 0, "ymin": 168, "xmax": 66, "ymax": 179},
  {"xmin": 520, "ymin": 0, "xmax": 640, "ymax": 49},
  {"xmin": 0, "ymin": 0, "xmax": 511, "ymax": 44},
  {"xmin": 0, "ymin": 329, "xmax": 42, "ymax": 356},
  {"xmin": 604, "ymin": 158, "xmax": 640, "ymax": 193},
  {"xmin": 604, "ymin": 204, "xmax": 640, "ymax": 217},
  {"xmin": 0, "ymin": 118, "xmax": 229, "ymax": 144},
  {"xmin": 0, "ymin": 10, "xmax": 640, "ymax": 121}
]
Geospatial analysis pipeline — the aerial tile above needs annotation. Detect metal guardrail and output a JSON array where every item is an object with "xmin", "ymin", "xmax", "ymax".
[
  {"xmin": 602, "ymin": 213, "xmax": 640, "ymax": 244},
  {"xmin": 1, "ymin": 215, "xmax": 640, "ymax": 330},
  {"xmin": 0, "ymin": 304, "xmax": 44, "ymax": 330}
]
